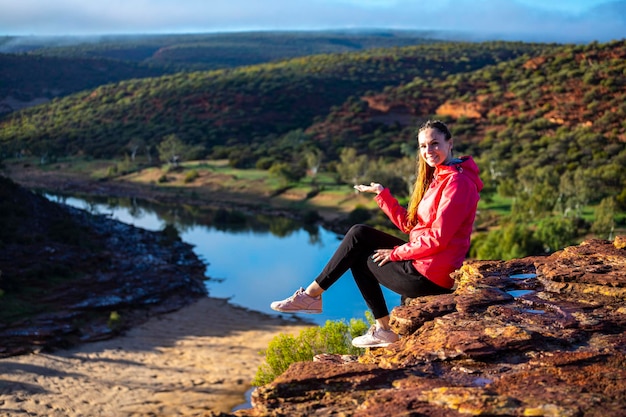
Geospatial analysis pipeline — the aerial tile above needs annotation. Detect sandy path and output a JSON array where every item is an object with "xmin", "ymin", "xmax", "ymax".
[{"xmin": 0, "ymin": 297, "xmax": 311, "ymax": 417}]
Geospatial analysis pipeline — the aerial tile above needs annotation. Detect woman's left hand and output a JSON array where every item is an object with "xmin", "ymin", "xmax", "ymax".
[
  {"xmin": 372, "ymin": 249, "xmax": 393, "ymax": 266},
  {"xmin": 354, "ymin": 182, "xmax": 384, "ymax": 194}
]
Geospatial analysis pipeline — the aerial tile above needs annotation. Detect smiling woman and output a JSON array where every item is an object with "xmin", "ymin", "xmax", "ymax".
[{"xmin": 270, "ymin": 120, "xmax": 484, "ymax": 348}]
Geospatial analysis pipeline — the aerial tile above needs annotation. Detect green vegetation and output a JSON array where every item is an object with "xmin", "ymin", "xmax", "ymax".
[
  {"xmin": 0, "ymin": 31, "xmax": 446, "ymax": 118},
  {"xmin": 0, "ymin": 54, "xmax": 172, "ymax": 107},
  {"xmin": 253, "ymin": 315, "xmax": 371, "ymax": 386},
  {"xmin": 108, "ymin": 311, "xmax": 122, "ymax": 330},
  {"xmin": 0, "ymin": 41, "xmax": 549, "ymax": 160},
  {"xmin": 1, "ymin": 37, "xmax": 624, "ymax": 259},
  {"xmin": 303, "ymin": 40, "xmax": 626, "ymax": 258}
]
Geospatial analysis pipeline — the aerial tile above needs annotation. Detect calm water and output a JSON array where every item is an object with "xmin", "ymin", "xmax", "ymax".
[{"xmin": 46, "ymin": 194, "xmax": 399, "ymax": 325}]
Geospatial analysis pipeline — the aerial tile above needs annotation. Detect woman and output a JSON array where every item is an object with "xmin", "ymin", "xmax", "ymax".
[{"xmin": 271, "ymin": 120, "xmax": 483, "ymax": 348}]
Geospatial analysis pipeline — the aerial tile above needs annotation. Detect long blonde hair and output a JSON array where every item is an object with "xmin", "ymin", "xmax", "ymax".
[{"xmin": 406, "ymin": 120, "xmax": 452, "ymax": 228}]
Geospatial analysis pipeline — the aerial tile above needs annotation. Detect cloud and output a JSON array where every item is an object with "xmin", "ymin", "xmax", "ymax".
[
  {"xmin": 414, "ymin": 0, "xmax": 626, "ymax": 42},
  {"xmin": 0, "ymin": 0, "xmax": 623, "ymax": 42}
]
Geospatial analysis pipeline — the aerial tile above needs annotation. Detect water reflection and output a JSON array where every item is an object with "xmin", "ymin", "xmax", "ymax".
[
  {"xmin": 45, "ymin": 193, "xmax": 396, "ymax": 324},
  {"xmin": 47, "ymin": 194, "xmax": 321, "ymax": 240}
]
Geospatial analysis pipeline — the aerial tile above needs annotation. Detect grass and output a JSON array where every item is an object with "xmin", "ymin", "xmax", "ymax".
[
  {"xmin": 580, "ymin": 205, "xmax": 596, "ymax": 223},
  {"xmin": 478, "ymin": 193, "xmax": 513, "ymax": 215}
]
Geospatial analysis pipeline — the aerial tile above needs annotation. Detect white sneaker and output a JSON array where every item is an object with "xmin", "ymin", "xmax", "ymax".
[
  {"xmin": 270, "ymin": 288, "xmax": 322, "ymax": 314},
  {"xmin": 351, "ymin": 325, "xmax": 399, "ymax": 348}
]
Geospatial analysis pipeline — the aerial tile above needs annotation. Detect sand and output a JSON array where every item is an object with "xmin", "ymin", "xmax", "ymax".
[{"xmin": 0, "ymin": 297, "xmax": 311, "ymax": 417}]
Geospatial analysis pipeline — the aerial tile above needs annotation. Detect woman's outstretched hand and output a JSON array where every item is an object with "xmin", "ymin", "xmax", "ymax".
[
  {"xmin": 354, "ymin": 182, "xmax": 384, "ymax": 194},
  {"xmin": 372, "ymin": 249, "xmax": 393, "ymax": 266}
]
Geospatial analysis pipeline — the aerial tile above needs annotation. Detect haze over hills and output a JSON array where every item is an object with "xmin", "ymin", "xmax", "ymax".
[{"xmin": 0, "ymin": 31, "xmax": 441, "ymax": 61}]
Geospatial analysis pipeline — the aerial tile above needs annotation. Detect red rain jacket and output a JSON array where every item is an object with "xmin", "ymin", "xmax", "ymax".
[{"xmin": 375, "ymin": 156, "xmax": 483, "ymax": 289}]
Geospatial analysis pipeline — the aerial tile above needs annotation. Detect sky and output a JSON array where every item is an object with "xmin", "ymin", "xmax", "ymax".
[{"xmin": 0, "ymin": 0, "xmax": 624, "ymax": 43}]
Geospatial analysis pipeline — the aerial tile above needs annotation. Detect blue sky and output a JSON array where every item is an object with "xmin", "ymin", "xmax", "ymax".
[{"xmin": 0, "ymin": 0, "xmax": 624, "ymax": 43}]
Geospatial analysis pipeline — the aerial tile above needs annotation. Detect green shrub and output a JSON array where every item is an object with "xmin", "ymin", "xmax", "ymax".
[
  {"xmin": 253, "ymin": 315, "xmax": 371, "ymax": 386},
  {"xmin": 108, "ymin": 311, "xmax": 121, "ymax": 329},
  {"xmin": 470, "ymin": 223, "xmax": 543, "ymax": 260},
  {"xmin": 255, "ymin": 156, "xmax": 276, "ymax": 170},
  {"xmin": 184, "ymin": 169, "xmax": 199, "ymax": 183},
  {"xmin": 533, "ymin": 216, "xmax": 578, "ymax": 253}
]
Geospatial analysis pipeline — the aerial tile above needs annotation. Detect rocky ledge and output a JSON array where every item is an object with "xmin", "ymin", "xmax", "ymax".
[{"xmin": 234, "ymin": 237, "xmax": 626, "ymax": 416}]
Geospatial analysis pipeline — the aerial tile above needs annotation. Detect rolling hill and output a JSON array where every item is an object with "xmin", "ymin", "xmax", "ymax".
[
  {"xmin": 1, "ymin": 31, "xmax": 449, "ymax": 116},
  {"xmin": 306, "ymin": 40, "xmax": 626, "ymax": 151},
  {"xmin": 0, "ymin": 54, "xmax": 174, "ymax": 115},
  {"xmin": 0, "ymin": 41, "xmax": 551, "ymax": 159}
]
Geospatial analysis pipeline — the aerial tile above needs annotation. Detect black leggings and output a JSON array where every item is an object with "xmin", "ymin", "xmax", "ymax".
[{"xmin": 315, "ymin": 224, "xmax": 452, "ymax": 319}]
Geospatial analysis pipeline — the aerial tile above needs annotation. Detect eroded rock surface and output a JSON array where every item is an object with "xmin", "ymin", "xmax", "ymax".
[{"xmin": 235, "ymin": 238, "xmax": 626, "ymax": 416}]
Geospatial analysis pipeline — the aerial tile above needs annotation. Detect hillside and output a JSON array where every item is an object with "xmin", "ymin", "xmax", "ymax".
[
  {"xmin": 0, "ymin": 54, "xmax": 174, "ymax": 115},
  {"xmin": 0, "ymin": 41, "xmax": 550, "ymax": 159},
  {"xmin": 306, "ymin": 40, "xmax": 626, "ymax": 153},
  {"xmin": 2, "ymin": 39, "xmax": 624, "ymax": 258},
  {"xmin": 0, "ymin": 31, "xmax": 441, "ymax": 116}
]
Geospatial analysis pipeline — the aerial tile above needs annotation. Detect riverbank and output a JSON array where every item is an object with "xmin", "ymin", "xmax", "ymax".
[
  {"xmin": 4, "ymin": 159, "xmax": 375, "ymax": 228},
  {"xmin": 0, "ymin": 170, "xmax": 312, "ymax": 416},
  {"xmin": 0, "ymin": 296, "xmax": 310, "ymax": 416}
]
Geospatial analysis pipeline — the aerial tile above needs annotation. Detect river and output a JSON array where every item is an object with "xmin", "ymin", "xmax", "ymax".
[{"xmin": 46, "ymin": 194, "xmax": 399, "ymax": 325}]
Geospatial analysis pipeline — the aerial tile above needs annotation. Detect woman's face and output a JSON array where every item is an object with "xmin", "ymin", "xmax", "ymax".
[{"xmin": 418, "ymin": 128, "xmax": 453, "ymax": 168}]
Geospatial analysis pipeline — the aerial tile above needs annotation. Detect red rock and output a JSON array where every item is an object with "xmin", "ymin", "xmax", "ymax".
[{"xmin": 236, "ymin": 238, "xmax": 626, "ymax": 417}]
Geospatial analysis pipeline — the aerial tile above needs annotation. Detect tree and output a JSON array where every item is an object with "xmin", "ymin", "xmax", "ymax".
[
  {"xmin": 533, "ymin": 216, "xmax": 577, "ymax": 253},
  {"xmin": 336, "ymin": 147, "xmax": 369, "ymax": 187},
  {"xmin": 591, "ymin": 197, "xmax": 616, "ymax": 239},
  {"xmin": 511, "ymin": 165, "xmax": 560, "ymax": 220},
  {"xmin": 269, "ymin": 162, "xmax": 304, "ymax": 186},
  {"xmin": 157, "ymin": 134, "xmax": 188, "ymax": 168},
  {"xmin": 127, "ymin": 137, "xmax": 146, "ymax": 162},
  {"xmin": 396, "ymin": 157, "xmax": 417, "ymax": 196},
  {"xmin": 367, "ymin": 157, "xmax": 412, "ymax": 198},
  {"xmin": 304, "ymin": 148, "xmax": 323, "ymax": 178},
  {"xmin": 471, "ymin": 223, "xmax": 543, "ymax": 261}
]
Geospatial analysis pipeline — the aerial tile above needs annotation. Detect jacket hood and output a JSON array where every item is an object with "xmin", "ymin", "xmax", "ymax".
[{"xmin": 436, "ymin": 155, "xmax": 483, "ymax": 192}]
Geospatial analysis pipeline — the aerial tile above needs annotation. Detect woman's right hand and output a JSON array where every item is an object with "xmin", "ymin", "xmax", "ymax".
[{"xmin": 354, "ymin": 182, "xmax": 384, "ymax": 194}]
